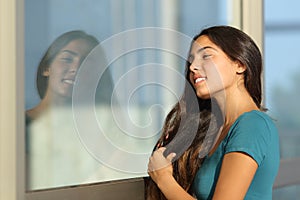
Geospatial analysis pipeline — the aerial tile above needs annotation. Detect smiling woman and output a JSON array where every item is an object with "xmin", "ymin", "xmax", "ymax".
[
  {"xmin": 28, "ymin": 31, "xmax": 99, "ymax": 111},
  {"xmin": 146, "ymin": 26, "xmax": 280, "ymax": 200},
  {"xmin": 25, "ymin": 30, "xmax": 118, "ymax": 190}
]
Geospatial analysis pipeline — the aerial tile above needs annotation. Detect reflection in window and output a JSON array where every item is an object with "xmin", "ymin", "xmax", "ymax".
[
  {"xmin": 25, "ymin": 0, "xmax": 231, "ymax": 190},
  {"xmin": 25, "ymin": 31, "xmax": 123, "ymax": 189}
]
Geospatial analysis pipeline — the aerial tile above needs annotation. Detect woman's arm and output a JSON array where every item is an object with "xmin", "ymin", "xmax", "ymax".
[
  {"xmin": 212, "ymin": 152, "xmax": 258, "ymax": 200},
  {"xmin": 148, "ymin": 147, "xmax": 196, "ymax": 200}
]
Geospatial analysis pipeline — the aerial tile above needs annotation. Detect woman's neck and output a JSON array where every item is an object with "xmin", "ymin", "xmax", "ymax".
[{"xmin": 213, "ymin": 86, "xmax": 259, "ymax": 128}]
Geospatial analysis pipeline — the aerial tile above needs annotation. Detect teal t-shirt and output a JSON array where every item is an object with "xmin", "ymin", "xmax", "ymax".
[{"xmin": 193, "ymin": 110, "xmax": 280, "ymax": 200}]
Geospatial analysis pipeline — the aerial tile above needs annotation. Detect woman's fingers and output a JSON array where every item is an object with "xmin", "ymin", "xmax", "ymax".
[
  {"xmin": 156, "ymin": 147, "xmax": 166, "ymax": 153},
  {"xmin": 156, "ymin": 147, "xmax": 176, "ymax": 162},
  {"xmin": 148, "ymin": 147, "xmax": 176, "ymax": 172},
  {"xmin": 166, "ymin": 152, "xmax": 176, "ymax": 162}
]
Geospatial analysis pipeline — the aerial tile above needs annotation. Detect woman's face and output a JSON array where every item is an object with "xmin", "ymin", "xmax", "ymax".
[
  {"xmin": 188, "ymin": 35, "xmax": 244, "ymax": 100},
  {"xmin": 43, "ymin": 39, "xmax": 93, "ymax": 100}
]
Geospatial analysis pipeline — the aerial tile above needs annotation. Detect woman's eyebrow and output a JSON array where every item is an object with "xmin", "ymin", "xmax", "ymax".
[
  {"xmin": 196, "ymin": 46, "xmax": 216, "ymax": 54},
  {"xmin": 60, "ymin": 50, "xmax": 78, "ymax": 56},
  {"xmin": 189, "ymin": 46, "xmax": 216, "ymax": 59}
]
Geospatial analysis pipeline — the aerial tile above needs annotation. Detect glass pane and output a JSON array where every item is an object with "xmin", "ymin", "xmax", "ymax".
[
  {"xmin": 25, "ymin": 0, "xmax": 233, "ymax": 190},
  {"xmin": 264, "ymin": 0, "xmax": 300, "ymax": 198}
]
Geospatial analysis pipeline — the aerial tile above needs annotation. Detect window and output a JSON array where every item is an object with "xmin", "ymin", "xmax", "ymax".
[
  {"xmin": 1, "ymin": 0, "xmax": 271, "ymax": 199},
  {"xmin": 25, "ymin": 0, "xmax": 237, "ymax": 193},
  {"xmin": 264, "ymin": 0, "xmax": 300, "ymax": 199}
]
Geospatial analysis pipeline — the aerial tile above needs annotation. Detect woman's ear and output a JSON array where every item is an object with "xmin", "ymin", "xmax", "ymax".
[
  {"xmin": 235, "ymin": 62, "xmax": 246, "ymax": 74},
  {"xmin": 42, "ymin": 67, "xmax": 50, "ymax": 77}
]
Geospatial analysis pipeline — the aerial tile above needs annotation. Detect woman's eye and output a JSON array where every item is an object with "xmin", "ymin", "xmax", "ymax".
[
  {"xmin": 61, "ymin": 57, "xmax": 73, "ymax": 63},
  {"xmin": 202, "ymin": 54, "xmax": 211, "ymax": 59}
]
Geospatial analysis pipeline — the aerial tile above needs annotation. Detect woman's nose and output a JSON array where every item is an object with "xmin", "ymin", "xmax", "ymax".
[
  {"xmin": 69, "ymin": 62, "xmax": 80, "ymax": 73},
  {"xmin": 189, "ymin": 62, "xmax": 200, "ymax": 73}
]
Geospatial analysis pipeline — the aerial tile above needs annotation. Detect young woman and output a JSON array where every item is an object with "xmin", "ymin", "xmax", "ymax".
[
  {"xmin": 26, "ymin": 30, "xmax": 99, "ymax": 119},
  {"xmin": 25, "ymin": 30, "xmax": 116, "ymax": 190},
  {"xmin": 146, "ymin": 26, "xmax": 280, "ymax": 200}
]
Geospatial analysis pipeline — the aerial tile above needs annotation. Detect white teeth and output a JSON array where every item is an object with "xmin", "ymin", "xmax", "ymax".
[
  {"xmin": 63, "ymin": 79, "xmax": 75, "ymax": 85},
  {"xmin": 195, "ymin": 77, "xmax": 206, "ymax": 83}
]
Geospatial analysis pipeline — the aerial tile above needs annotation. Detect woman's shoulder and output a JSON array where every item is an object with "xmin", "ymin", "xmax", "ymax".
[
  {"xmin": 227, "ymin": 110, "xmax": 278, "ymax": 142},
  {"xmin": 224, "ymin": 110, "xmax": 279, "ymax": 166},
  {"xmin": 234, "ymin": 110, "xmax": 276, "ymax": 129}
]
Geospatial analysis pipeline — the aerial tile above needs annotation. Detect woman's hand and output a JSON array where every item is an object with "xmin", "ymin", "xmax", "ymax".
[
  {"xmin": 147, "ymin": 147, "xmax": 176, "ymax": 185},
  {"xmin": 147, "ymin": 148, "xmax": 196, "ymax": 200}
]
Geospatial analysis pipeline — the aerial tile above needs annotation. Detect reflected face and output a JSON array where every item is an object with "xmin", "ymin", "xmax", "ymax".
[
  {"xmin": 43, "ymin": 39, "xmax": 93, "ymax": 99},
  {"xmin": 188, "ymin": 35, "xmax": 240, "ymax": 99}
]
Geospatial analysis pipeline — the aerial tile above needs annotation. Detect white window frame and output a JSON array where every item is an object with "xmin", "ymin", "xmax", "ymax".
[{"xmin": 3, "ymin": 0, "xmax": 295, "ymax": 199}]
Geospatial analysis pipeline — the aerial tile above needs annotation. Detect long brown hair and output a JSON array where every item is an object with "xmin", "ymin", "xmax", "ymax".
[{"xmin": 145, "ymin": 25, "xmax": 263, "ymax": 199}]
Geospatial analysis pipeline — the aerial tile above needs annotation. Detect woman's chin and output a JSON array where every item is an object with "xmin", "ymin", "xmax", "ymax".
[{"xmin": 196, "ymin": 92, "xmax": 211, "ymax": 100}]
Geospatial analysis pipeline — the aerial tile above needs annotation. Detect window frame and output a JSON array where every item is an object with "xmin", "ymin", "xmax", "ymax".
[{"xmin": 4, "ymin": 0, "xmax": 296, "ymax": 199}]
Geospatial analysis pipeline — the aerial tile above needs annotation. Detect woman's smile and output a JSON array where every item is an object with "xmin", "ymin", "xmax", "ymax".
[{"xmin": 62, "ymin": 78, "xmax": 75, "ymax": 85}]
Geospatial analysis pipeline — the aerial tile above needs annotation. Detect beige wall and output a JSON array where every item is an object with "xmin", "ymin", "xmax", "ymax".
[{"xmin": 0, "ymin": 0, "xmax": 24, "ymax": 200}]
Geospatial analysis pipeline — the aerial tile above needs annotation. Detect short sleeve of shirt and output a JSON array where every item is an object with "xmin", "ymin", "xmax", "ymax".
[{"xmin": 224, "ymin": 111, "xmax": 272, "ymax": 166}]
